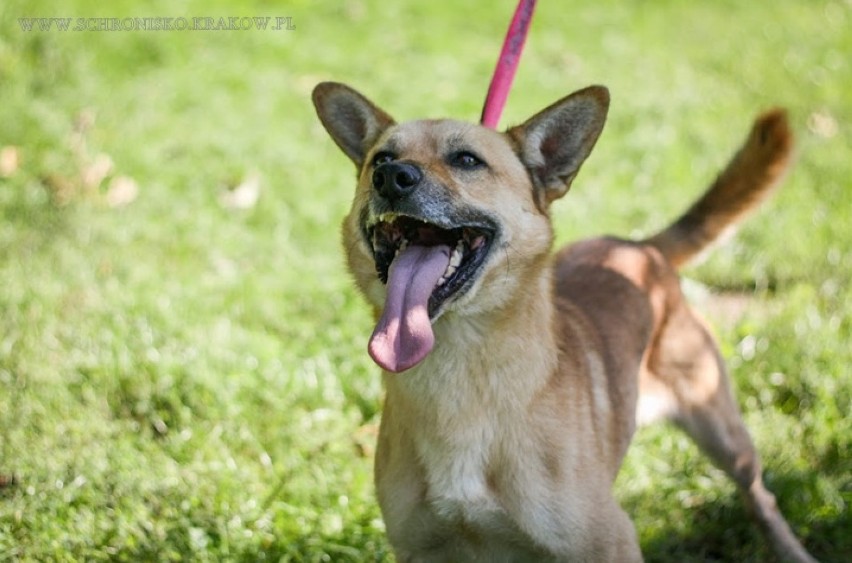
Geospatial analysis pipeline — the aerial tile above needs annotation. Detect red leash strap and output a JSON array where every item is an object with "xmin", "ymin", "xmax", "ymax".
[{"xmin": 480, "ymin": 0, "xmax": 538, "ymax": 129}]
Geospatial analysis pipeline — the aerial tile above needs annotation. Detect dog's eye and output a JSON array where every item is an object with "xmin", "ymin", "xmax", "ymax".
[
  {"xmin": 372, "ymin": 151, "xmax": 396, "ymax": 167},
  {"xmin": 449, "ymin": 151, "xmax": 485, "ymax": 170}
]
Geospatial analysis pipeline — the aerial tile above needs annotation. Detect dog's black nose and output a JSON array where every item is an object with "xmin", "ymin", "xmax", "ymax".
[{"xmin": 372, "ymin": 162, "xmax": 422, "ymax": 201}]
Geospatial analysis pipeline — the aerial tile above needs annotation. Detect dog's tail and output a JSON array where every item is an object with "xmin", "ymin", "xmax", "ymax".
[{"xmin": 644, "ymin": 109, "xmax": 794, "ymax": 269}]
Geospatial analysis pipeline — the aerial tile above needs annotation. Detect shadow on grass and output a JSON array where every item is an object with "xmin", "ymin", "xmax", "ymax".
[{"xmin": 636, "ymin": 468, "xmax": 850, "ymax": 563}]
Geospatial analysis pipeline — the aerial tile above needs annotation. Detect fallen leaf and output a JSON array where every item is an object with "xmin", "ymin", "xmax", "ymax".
[
  {"xmin": 0, "ymin": 474, "xmax": 17, "ymax": 489},
  {"xmin": 219, "ymin": 173, "xmax": 261, "ymax": 210},
  {"xmin": 106, "ymin": 175, "xmax": 139, "ymax": 207},
  {"xmin": 81, "ymin": 152, "xmax": 114, "ymax": 189},
  {"xmin": 807, "ymin": 109, "xmax": 838, "ymax": 139},
  {"xmin": 0, "ymin": 146, "xmax": 20, "ymax": 177},
  {"xmin": 42, "ymin": 174, "xmax": 77, "ymax": 205}
]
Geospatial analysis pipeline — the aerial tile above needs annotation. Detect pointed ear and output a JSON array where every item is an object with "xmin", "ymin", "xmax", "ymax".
[
  {"xmin": 312, "ymin": 82, "xmax": 396, "ymax": 168},
  {"xmin": 508, "ymin": 86, "xmax": 609, "ymax": 204}
]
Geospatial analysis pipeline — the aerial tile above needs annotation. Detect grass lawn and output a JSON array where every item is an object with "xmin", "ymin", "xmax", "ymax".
[{"xmin": 1, "ymin": 0, "xmax": 849, "ymax": 560}]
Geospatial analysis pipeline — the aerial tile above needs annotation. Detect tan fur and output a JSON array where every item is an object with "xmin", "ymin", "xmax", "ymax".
[
  {"xmin": 313, "ymin": 82, "xmax": 816, "ymax": 562},
  {"xmin": 645, "ymin": 109, "xmax": 794, "ymax": 268}
]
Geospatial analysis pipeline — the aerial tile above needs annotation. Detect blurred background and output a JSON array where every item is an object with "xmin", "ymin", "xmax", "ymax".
[{"xmin": 0, "ymin": 0, "xmax": 849, "ymax": 560}]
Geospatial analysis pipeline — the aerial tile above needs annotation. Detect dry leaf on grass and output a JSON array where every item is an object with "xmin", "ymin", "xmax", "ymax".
[
  {"xmin": 0, "ymin": 146, "xmax": 20, "ymax": 177},
  {"xmin": 106, "ymin": 176, "xmax": 139, "ymax": 208},
  {"xmin": 81, "ymin": 152, "xmax": 114, "ymax": 189},
  {"xmin": 219, "ymin": 173, "xmax": 261, "ymax": 210},
  {"xmin": 807, "ymin": 109, "xmax": 838, "ymax": 139}
]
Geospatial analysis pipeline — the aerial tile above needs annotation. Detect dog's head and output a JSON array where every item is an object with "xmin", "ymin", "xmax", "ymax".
[{"xmin": 312, "ymin": 82, "xmax": 608, "ymax": 373}]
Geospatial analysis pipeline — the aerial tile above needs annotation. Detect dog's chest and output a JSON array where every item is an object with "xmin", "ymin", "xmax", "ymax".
[
  {"xmin": 422, "ymin": 441, "xmax": 492, "ymax": 511},
  {"xmin": 415, "ymin": 428, "xmax": 520, "ymax": 537}
]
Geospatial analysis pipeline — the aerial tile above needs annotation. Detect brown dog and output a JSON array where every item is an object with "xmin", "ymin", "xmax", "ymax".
[{"xmin": 312, "ymin": 82, "xmax": 816, "ymax": 562}]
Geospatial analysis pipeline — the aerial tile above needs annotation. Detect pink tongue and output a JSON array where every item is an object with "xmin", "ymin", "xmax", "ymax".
[{"xmin": 369, "ymin": 244, "xmax": 451, "ymax": 373}]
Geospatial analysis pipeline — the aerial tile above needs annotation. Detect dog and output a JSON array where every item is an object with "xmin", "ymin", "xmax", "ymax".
[{"xmin": 312, "ymin": 81, "xmax": 816, "ymax": 562}]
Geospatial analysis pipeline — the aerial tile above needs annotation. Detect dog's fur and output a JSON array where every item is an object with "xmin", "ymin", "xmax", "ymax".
[{"xmin": 313, "ymin": 82, "xmax": 816, "ymax": 562}]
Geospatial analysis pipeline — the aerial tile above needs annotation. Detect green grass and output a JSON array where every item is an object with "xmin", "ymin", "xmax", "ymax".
[{"xmin": 0, "ymin": 0, "xmax": 849, "ymax": 560}]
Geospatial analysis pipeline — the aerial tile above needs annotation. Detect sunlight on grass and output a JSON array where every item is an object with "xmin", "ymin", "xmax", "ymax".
[{"xmin": 1, "ymin": 0, "xmax": 849, "ymax": 560}]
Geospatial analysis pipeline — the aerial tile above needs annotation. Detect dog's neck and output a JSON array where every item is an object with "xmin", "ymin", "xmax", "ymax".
[{"xmin": 382, "ymin": 263, "xmax": 558, "ymax": 430}]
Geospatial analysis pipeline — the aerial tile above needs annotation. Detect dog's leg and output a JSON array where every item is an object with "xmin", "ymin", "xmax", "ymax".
[
  {"xmin": 651, "ymin": 306, "xmax": 817, "ymax": 563},
  {"xmin": 598, "ymin": 502, "xmax": 644, "ymax": 563}
]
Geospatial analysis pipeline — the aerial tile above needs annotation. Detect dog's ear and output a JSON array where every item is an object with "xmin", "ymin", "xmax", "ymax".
[
  {"xmin": 312, "ymin": 82, "xmax": 396, "ymax": 168},
  {"xmin": 508, "ymin": 86, "xmax": 609, "ymax": 204}
]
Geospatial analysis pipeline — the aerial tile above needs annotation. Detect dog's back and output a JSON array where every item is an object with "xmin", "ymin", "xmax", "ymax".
[
  {"xmin": 549, "ymin": 109, "xmax": 813, "ymax": 563},
  {"xmin": 549, "ymin": 108, "xmax": 794, "ymax": 474},
  {"xmin": 554, "ymin": 110, "xmax": 793, "ymax": 449}
]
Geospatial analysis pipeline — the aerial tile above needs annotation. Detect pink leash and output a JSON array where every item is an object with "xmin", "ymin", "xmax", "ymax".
[{"xmin": 480, "ymin": 0, "xmax": 538, "ymax": 129}]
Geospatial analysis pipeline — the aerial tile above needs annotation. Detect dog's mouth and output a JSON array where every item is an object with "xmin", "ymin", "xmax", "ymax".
[
  {"xmin": 364, "ymin": 213, "xmax": 495, "ymax": 373},
  {"xmin": 368, "ymin": 214, "xmax": 493, "ymax": 313}
]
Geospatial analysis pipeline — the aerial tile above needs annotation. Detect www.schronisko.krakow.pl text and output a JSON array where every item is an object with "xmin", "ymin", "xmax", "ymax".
[{"xmin": 18, "ymin": 17, "xmax": 296, "ymax": 32}]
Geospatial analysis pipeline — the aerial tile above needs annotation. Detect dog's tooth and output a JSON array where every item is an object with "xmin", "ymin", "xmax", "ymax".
[
  {"xmin": 399, "ymin": 238, "xmax": 408, "ymax": 252},
  {"xmin": 444, "ymin": 264, "xmax": 457, "ymax": 278},
  {"xmin": 471, "ymin": 236, "xmax": 485, "ymax": 250},
  {"xmin": 449, "ymin": 248, "xmax": 462, "ymax": 268},
  {"xmin": 437, "ymin": 276, "xmax": 446, "ymax": 286}
]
